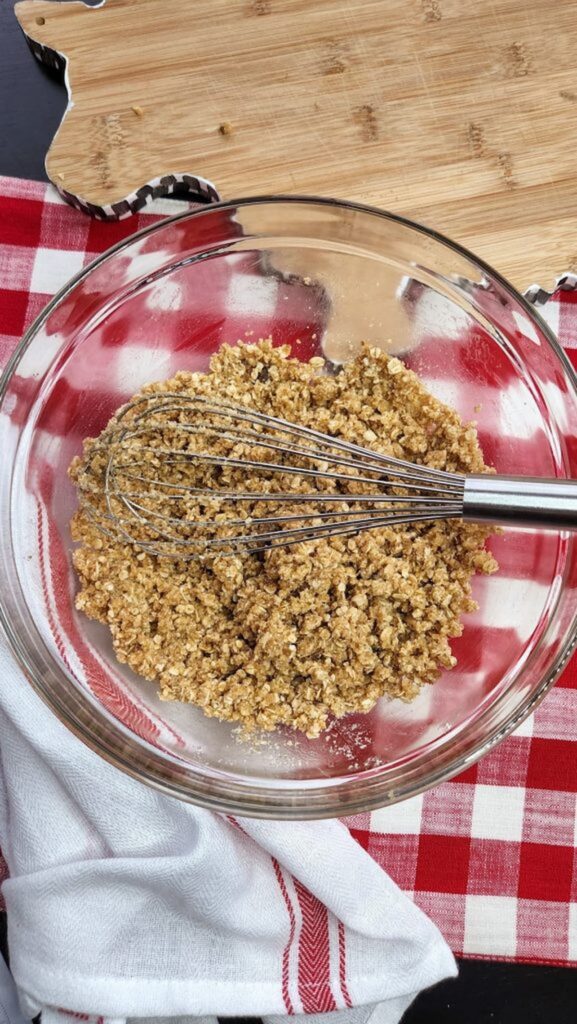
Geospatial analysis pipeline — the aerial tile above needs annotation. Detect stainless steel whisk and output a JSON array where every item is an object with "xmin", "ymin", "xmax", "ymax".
[{"xmin": 78, "ymin": 393, "xmax": 577, "ymax": 558}]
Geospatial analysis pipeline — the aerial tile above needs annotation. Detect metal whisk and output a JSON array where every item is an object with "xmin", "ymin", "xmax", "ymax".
[{"xmin": 77, "ymin": 393, "xmax": 577, "ymax": 558}]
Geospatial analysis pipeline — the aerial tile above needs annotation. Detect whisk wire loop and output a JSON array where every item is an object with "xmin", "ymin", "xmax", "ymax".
[{"xmin": 78, "ymin": 393, "xmax": 467, "ymax": 557}]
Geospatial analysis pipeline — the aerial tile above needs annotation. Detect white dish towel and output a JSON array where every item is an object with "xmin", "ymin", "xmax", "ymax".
[{"xmin": 0, "ymin": 636, "xmax": 455, "ymax": 1024}]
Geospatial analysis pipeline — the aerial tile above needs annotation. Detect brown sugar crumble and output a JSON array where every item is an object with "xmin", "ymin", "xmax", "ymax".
[{"xmin": 70, "ymin": 340, "xmax": 498, "ymax": 738}]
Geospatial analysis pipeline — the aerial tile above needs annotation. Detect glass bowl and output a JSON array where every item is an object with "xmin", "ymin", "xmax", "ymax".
[{"xmin": 1, "ymin": 196, "xmax": 576, "ymax": 819}]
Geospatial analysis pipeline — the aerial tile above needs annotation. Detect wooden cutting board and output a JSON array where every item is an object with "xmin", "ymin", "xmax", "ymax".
[{"xmin": 14, "ymin": 0, "xmax": 577, "ymax": 289}]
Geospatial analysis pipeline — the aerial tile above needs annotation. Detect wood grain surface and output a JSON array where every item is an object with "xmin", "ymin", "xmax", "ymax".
[{"xmin": 14, "ymin": 0, "xmax": 577, "ymax": 288}]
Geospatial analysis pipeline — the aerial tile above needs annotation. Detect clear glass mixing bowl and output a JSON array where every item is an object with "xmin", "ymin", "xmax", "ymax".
[{"xmin": 1, "ymin": 197, "xmax": 576, "ymax": 819}]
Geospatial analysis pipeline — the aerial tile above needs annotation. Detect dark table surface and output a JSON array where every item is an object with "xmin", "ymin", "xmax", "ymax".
[{"xmin": 1, "ymin": 3, "xmax": 577, "ymax": 1022}]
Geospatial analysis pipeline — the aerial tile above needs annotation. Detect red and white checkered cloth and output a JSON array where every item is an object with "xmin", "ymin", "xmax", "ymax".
[{"xmin": 1, "ymin": 175, "xmax": 577, "ymax": 972}]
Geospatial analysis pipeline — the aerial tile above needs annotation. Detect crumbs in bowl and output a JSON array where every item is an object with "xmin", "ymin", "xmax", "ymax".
[{"xmin": 69, "ymin": 340, "xmax": 497, "ymax": 738}]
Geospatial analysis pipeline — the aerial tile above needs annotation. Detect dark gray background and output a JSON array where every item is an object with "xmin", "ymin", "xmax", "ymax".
[{"xmin": 1, "ymin": 1, "xmax": 577, "ymax": 1021}]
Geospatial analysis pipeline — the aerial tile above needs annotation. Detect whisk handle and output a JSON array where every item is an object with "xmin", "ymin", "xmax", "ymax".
[{"xmin": 463, "ymin": 475, "xmax": 577, "ymax": 530}]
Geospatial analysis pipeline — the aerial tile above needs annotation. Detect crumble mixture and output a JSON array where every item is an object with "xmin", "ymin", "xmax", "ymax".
[{"xmin": 70, "ymin": 340, "xmax": 497, "ymax": 738}]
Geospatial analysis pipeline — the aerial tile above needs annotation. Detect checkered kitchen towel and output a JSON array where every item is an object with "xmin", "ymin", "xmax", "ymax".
[{"xmin": 1, "ymin": 175, "xmax": 577, "ymax": 983}]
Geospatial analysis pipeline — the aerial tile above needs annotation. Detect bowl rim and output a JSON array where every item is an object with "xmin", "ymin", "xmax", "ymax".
[{"xmin": 1, "ymin": 193, "xmax": 576, "ymax": 819}]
